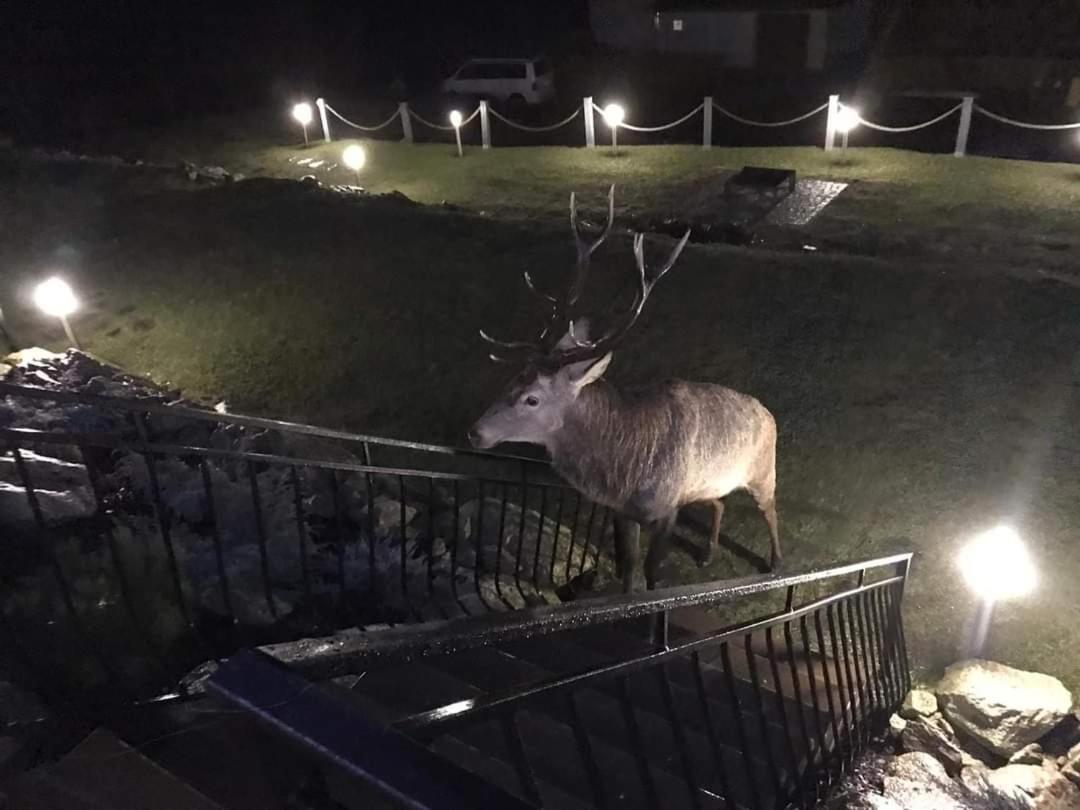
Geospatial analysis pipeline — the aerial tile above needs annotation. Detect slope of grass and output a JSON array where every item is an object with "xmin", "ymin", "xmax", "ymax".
[{"xmin": 3, "ymin": 155, "xmax": 1080, "ymax": 692}]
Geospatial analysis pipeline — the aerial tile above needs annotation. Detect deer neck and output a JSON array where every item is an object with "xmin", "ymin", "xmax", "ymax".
[{"xmin": 547, "ymin": 382, "xmax": 629, "ymax": 494}]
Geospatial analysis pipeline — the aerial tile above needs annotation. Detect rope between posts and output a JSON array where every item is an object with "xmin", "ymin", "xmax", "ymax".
[
  {"xmin": 712, "ymin": 100, "xmax": 829, "ymax": 127},
  {"xmin": 856, "ymin": 103, "xmax": 964, "ymax": 133},
  {"xmin": 488, "ymin": 107, "xmax": 581, "ymax": 132},
  {"xmin": 461, "ymin": 106, "xmax": 480, "ymax": 126},
  {"xmin": 324, "ymin": 104, "xmax": 400, "ymax": 132},
  {"xmin": 409, "ymin": 109, "xmax": 466, "ymax": 131},
  {"xmin": 595, "ymin": 103, "xmax": 704, "ymax": 132},
  {"xmin": 973, "ymin": 105, "xmax": 1080, "ymax": 130}
]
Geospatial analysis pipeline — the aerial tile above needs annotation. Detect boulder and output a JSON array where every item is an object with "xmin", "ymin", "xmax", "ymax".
[
  {"xmin": 1010, "ymin": 744, "xmax": 1047, "ymax": 766},
  {"xmin": 937, "ymin": 660, "xmax": 1074, "ymax": 757},
  {"xmin": 901, "ymin": 689, "xmax": 939, "ymax": 720},
  {"xmin": 882, "ymin": 752, "xmax": 971, "ymax": 810},
  {"xmin": 986, "ymin": 764, "xmax": 1056, "ymax": 807},
  {"xmin": 889, "ymin": 713, "xmax": 908, "ymax": 739},
  {"xmin": 1035, "ymin": 774, "xmax": 1080, "ymax": 810},
  {"xmin": 901, "ymin": 715, "xmax": 965, "ymax": 775}
]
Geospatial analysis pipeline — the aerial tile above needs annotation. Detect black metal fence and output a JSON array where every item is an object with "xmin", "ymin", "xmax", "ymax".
[
  {"xmin": 235, "ymin": 553, "xmax": 911, "ymax": 810},
  {"xmin": 0, "ymin": 383, "xmax": 613, "ymax": 710}
]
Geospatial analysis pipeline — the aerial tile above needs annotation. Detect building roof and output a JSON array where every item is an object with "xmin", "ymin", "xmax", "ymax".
[{"xmin": 656, "ymin": 0, "xmax": 855, "ymax": 11}]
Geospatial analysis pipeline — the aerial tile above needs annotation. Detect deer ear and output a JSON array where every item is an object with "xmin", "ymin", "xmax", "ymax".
[{"xmin": 563, "ymin": 352, "xmax": 612, "ymax": 391}]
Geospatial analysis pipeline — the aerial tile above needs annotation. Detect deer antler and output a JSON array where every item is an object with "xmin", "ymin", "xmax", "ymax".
[{"xmin": 480, "ymin": 185, "xmax": 690, "ymax": 367}]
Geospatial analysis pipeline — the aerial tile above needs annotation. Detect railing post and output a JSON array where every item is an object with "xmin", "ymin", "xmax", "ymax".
[
  {"xmin": 583, "ymin": 96, "xmax": 596, "ymax": 148},
  {"xmin": 954, "ymin": 95, "xmax": 974, "ymax": 157},
  {"xmin": 479, "ymin": 100, "xmax": 491, "ymax": 150},
  {"xmin": 702, "ymin": 96, "xmax": 713, "ymax": 149},
  {"xmin": 399, "ymin": 102, "xmax": 414, "ymax": 144},
  {"xmin": 825, "ymin": 93, "xmax": 839, "ymax": 151},
  {"xmin": 315, "ymin": 98, "xmax": 331, "ymax": 143}
]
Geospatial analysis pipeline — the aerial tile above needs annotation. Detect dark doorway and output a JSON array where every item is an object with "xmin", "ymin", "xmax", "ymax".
[{"xmin": 756, "ymin": 12, "xmax": 810, "ymax": 73}]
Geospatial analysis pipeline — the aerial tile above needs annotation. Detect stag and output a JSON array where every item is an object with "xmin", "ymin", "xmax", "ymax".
[{"xmin": 469, "ymin": 186, "xmax": 780, "ymax": 590}]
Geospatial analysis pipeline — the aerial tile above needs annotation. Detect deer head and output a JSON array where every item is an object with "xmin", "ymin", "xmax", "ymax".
[{"xmin": 468, "ymin": 186, "xmax": 690, "ymax": 450}]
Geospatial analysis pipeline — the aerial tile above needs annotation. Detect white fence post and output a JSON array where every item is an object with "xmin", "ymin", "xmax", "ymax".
[
  {"xmin": 479, "ymin": 100, "xmax": 491, "ymax": 150},
  {"xmin": 954, "ymin": 96, "xmax": 974, "ymax": 157},
  {"xmin": 824, "ymin": 94, "xmax": 839, "ymax": 151},
  {"xmin": 399, "ymin": 102, "xmax": 414, "ymax": 144},
  {"xmin": 703, "ymin": 96, "xmax": 713, "ymax": 149},
  {"xmin": 315, "ymin": 98, "xmax": 331, "ymax": 143},
  {"xmin": 583, "ymin": 96, "xmax": 596, "ymax": 148}
]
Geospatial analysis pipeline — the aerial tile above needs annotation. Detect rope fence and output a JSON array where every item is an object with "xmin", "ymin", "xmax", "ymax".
[
  {"xmin": 712, "ymin": 100, "xmax": 830, "ymax": 128},
  {"xmin": 305, "ymin": 94, "xmax": 1080, "ymax": 158},
  {"xmin": 973, "ymin": 104, "xmax": 1080, "ymax": 131},
  {"xmin": 604, "ymin": 102, "xmax": 705, "ymax": 133},
  {"xmin": 856, "ymin": 103, "xmax": 964, "ymax": 133},
  {"xmin": 488, "ymin": 107, "xmax": 581, "ymax": 133},
  {"xmin": 324, "ymin": 104, "xmax": 400, "ymax": 133}
]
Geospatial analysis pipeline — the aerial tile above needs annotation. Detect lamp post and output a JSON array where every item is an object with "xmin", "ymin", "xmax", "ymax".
[
  {"xmin": 33, "ymin": 277, "xmax": 81, "ymax": 349},
  {"xmin": 449, "ymin": 110, "xmax": 463, "ymax": 157},
  {"xmin": 958, "ymin": 525, "xmax": 1036, "ymax": 657},
  {"xmin": 342, "ymin": 144, "xmax": 366, "ymax": 186},
  {"xmin": 835, "ymin": 104, "xmax": 861, "ymax": 150},
  {"xmin": 292, "ymin": 102, "xmax": 314, "ymax": 146},
  {"xmin": 601, "ymin": 103, "xmax": 625, "ymax": 155}
]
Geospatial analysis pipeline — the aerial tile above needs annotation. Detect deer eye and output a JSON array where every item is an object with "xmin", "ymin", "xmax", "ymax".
[{"xmin": 523, "ymin": 395, "xmax": 540, "ymax": 408}]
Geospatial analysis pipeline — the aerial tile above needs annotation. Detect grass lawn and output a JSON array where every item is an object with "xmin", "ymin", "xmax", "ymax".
[{"xmin": 3, "ymin": 144, "xmax": 1080, "ymax": 694}]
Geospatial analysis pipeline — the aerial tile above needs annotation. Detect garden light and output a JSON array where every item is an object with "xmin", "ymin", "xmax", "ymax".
[
  {"xmin": 292, "ymin": 102, "xmax": 313, "ymax": 146},
  {"xmin": 33, "ymin": 277, "xmax": 81, "ymax": 349},
  {"xmin": 958, "ymin": 525, "xmax": 1036, "ymax": 656},
  {"xmin": 835, "ymin": 104, "xmax": 860, "ymax": 149},
  {"xmin": 601, "ymin": 102, "xmax": 625, "ymax": 155},
  {"xmin": 342, "ymin": 144, "xmax": 366, "ymax": 185},
  {"xmin": 449, "ymin": 110, "xmax": 464, "ymax": 157},
  {"xmin": 959, "ymin": 525, "xmax": 1036, "ymax": 602}
]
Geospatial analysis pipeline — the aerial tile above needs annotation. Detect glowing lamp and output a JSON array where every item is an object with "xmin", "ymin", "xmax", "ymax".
[
  {"xmin": 33, "ymin": 277, "xmax": 81, "ymax": 348},
  {"xmin": 601, "ymin": 103, "xmax": 625, "ymax": 128},
  {"xmin": 292, "ymin": 102, "xmax": 313, "ymax": 126},
  {"xmin": 835, "ymin": 104, "xmax": 861, "ymax": 135},
  {"xmin": 292, "ymin": 102, "xmax": 314, "ymax": 146},
  {"xmin": 33, "ymin": 277, "xmax": 77, "ymax": 318},
  {"xmin": 449, "ymin": 110, "xmax": 464, "ymax": 157},
  {"xmin": 343, "ymin": 144, "xmax": 366, "ymax": 172},
  {"xmin": 958, "ymin": 526, "xmax": 1036, "ymax": 603}
]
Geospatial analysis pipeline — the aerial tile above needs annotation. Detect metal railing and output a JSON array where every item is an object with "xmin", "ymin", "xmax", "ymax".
[
  {"xmin": 0, "ymin": 383, "xmax": 613, "ymax": 710},
  {"xmin": 217, "ymin": 552, "xmax": 912, "ymax": 810}
]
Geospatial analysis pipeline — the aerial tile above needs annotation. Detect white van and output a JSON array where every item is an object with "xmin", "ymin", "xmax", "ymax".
[{"xmin": 440, "ymin": 58, "xmax": 555, "ymax": 106}]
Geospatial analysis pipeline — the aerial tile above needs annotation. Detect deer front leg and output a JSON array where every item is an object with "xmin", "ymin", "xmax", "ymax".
[
  {"xmin": 613, "ymin": 516, "xmax": 640, "ymax": 593},
  {"xmin": 644, "ymin": 513, "xmax": 677, "ymax": 590},
  {"xmin": 698, "ymin": 498, "xmax": 725, "ymax": 568}
]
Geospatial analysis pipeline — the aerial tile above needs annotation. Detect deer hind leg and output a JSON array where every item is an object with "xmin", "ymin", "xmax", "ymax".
[
  {"xmin": 697, "ymin": 499, "xmax": 725, "ymax": 568},
  {"xmin": 749, "ymin": 475, "xmax": 781, "ymax": 571},
  {"xmin": 644, "ymin": 513, "xmax": 677, "ymax": 590},
  {"xmin": 612, "ymin": 516, "xmax": 640, "ymax": 594}
]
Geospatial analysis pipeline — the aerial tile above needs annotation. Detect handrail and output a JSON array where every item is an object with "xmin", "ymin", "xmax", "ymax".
[
  {"xmin": 258, "ymin": 552, "xmax": 912, "ymax": 679},
  {"xmin": 1, "ymin": 426, "xmax": 567, "ymax": 488},
  {"xmin": 0, "ymin": 381, "xmax": 549, "ymax": 466},
  {"xmin": 396, "ymin": 573, "xmax": 905, "ymax": 734}
]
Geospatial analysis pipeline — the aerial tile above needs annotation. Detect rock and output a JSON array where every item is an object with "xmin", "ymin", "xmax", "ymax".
[
  {"xmin": 882, "ymin": 752, "xmax": 971, "ymax": 809},
  {"xmin": 889, "ymin": 713, "xmax": 908, "ymax": 739},
  {"xmin": 1035, "ymin": 774, "xmax": 1080, "ymax": 810},
  {"xmin": 901, "ymin": 715, "xmax": 966, "ymax": 775},
  {"xmin": 901, "ymin": 689, "xmax": 939, "ymax": 720},
  {"xmin": 937, "ymin": 659, "xmax": 1074, "ymax": 757},
  {"xmin": 987, "ymin": 764, "xmax": 1056, "ymax": 806},
  {"xmin": 0, "ymin": 448, "xmax": 96, "ymax": 526},
  {"xmin": 959, "ymin": 763, "xmax": 991, "ymax": 794},
  {"xmin": 1011, "ymin": 744, "xmax": 1047, "ymax": 766}
]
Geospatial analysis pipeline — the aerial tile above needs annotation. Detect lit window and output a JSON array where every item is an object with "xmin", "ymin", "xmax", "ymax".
[{"xmin": 673, "ymin": 18, "xmax": 684, "ymax": 31}]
